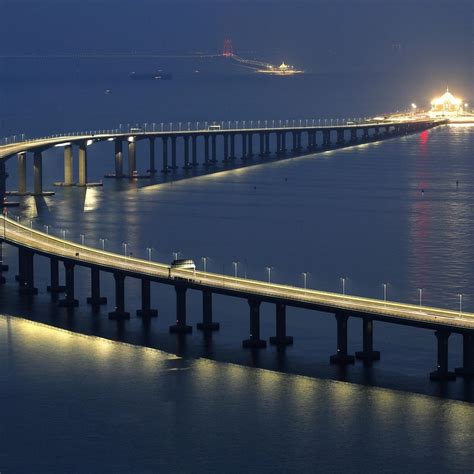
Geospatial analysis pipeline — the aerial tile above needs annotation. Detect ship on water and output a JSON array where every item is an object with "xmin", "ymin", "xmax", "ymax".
[
  {"xmin": 130, "ymin": 70, "xmax": 172, "ymax": 80},
  {"xmin": 255, "ymin": 62, "xmax": 304, "ymax": 76}
]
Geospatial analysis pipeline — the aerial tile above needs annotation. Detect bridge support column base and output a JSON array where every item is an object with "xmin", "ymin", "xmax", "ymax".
[
  {"xmin": 429, "ymin": 370, "xmax": 456, "ymax": 381},
  {"xmin": 330, "ymin": 353, "xmax": 355, "ymax": 365},
  {"xmin": 454, "ymin": 367, "xmax": 474, "ymax": 377},
  {"xmin": 19, "ymin": 286, "xmax": 38, "ymax": 296},
  {"xmin": 197, "ymin": 322, "xmax": 220, "ymax": 331},
  {"xmin": 355, "ymin": 350, "xmax": 380, "ymax": 362},
  {"xmin": 58, "ymin": 298, "xmax": 79, "ymax": 308},
  {"xmin": 169, "ymin": 324, "xmax": 192, "ymax": 334},
  {"xmin": 108, "ymin": 311, "xmax": 130, "ymax": 320},
  {"xmin": 87, "ymin": 296, "xmax": 107, "ymax": 305},
  {"xmin": 137, "ymin": 309, "xmax": 158, "ymax": 318},
  {"xmin": 242, "ymin": 338, "xmax": 267, "ymax": 349},
  {"xmin": 269, "ymin": 336, "xmax": 293, "ymax": 346},
  {"xmin": 47, "ymin": 284, "xmax": 66, "ymax": 293}
]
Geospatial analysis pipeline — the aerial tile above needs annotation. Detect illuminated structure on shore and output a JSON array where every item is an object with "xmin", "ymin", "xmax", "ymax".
[{"xmin": 430, "ymin": 89, "xmax": 465, "ymax": 116}]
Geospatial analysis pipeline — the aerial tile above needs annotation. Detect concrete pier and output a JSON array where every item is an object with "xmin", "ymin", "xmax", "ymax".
[
  {"xmin": 230, "ymin": 134, "xmax": 236, "ymax": 160},
  {"xmin": 355, "ymin": 318, "xmax": 380, "ymax": 363},
  {"xmin": 243, "ymin": 298, "xmax": 266, "ymax": 348},
  {"xmin": 282, "ymin": 132, "xmax": 287, "ymax": 154},
  {"xmin": 265, "ymin": 133, "xmax": 270, "ymax": 155},
  {"xmin": 128, "ymin": 140, "xmax": 136, "ymax": 178},
  {"xmin": 329, "ymin": 313, "xmax": 355, "ymax": 365},
  {"xmin": 197, "ymin": 290, "xmax": 220, "ymax": 331},
  {"xmin": 170, "ymin": 285, "xmax": 192, "ymax": 333},
  {"xmin": 337, "ymin": 129, "xmax": 345, "ymax": 145},
  {"xmin": 114, "ymin": 140, "xmax": 124, "ymax": 178},
  {"xmin": 247, "ymin": 134, "xmax": 253, "ymax": 158},
  {"xmin": 108, "ymin": 272, "xmax": 130, "ymax": 319},
  {"xmin": 78, "ymin": 142, "xmax": 88, "ymax": 186},
  {"xmin": 183, "ymin": 136, "xmax": 190, "ymax": 169},
  {"xmin": 17, "ymin": 153, "xmax": 27, "ymax": 194},
  {"xmin": 87, "ymin": 267, "xmax": 107, "ymax": 307},
  {"xmin": 148, "ymin": 138, "xmax": 157, "ymax": 174},
  {"xmin": 241, "ymin": 133, "xmax": 247, "ymax": 160},
  {"xmin": 258, "ymin": 133, "xmax": 264, "ymax": 157},
  {"xmin": 136, "ymin": 279, "xmax": 158, "ymax": 318},
  {"xmin": 323, "ymin": 130, "xmax": 331, "ymax": 148},
  {"xmin": 59, "ymin": 261, "xmax": 79, "ymax": 307},
  {"xmin": 33, "ymin": 151, "xmax": 43, "ymax": 195},
  {"xmin": 162, "ymin": 137, "xmax": 169, "ymax": 172},
  {"xmin": 223, "ymin": 134, "xmax": 229, "ymax": 162},
  {"xmin": 192, "ymin": 135, "xmax": 198, "ymax": 167},
  {"xmin": 350, "ymin": 129, "xmax": 357, "ymax": 143},
  {"xmin": 430, "ymin": 330, "xmax": 456, "ymax": 380},
  {"xmin": 204, "ymin": 135, "xmax": 210, "ymax": 166},
  {"xmin": 18, "ymin": 249, "xmax": 37, "ymax": 295},
  {"xmin": 455, "ymin": 333, "xmax": 474, "ymax": 377},
  {"xmin": 269, "ymin": 303, "xmax": 293, "ymax": 346},
  {"xmin": 211, "ymin": 135, "xmax": 217, "ymax": 163},
  {"xmin": 171, "ymin": 136, "xmax": 177, "ymax": 169},
  {"xmin": 47, "ymin": 257, "xmax": 65, "ymax": 297},
  {"xmin": 64, "ymin": 145, "xmax": 74, "ymax": 186}
]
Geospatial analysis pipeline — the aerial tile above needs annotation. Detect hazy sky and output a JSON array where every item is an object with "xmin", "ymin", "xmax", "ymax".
[{"xmin": 0, "ymin": 0, "xmax": 472, "ymax": 93}]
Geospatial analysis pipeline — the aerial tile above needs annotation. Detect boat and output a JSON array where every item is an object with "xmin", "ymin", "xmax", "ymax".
[
  {"xmin": 256, "ymin": 62, "xmax": 304, "ymax": 76},
  {"xmin": 129, "ymin": 71, "xmax": 173, "ymax": 80}
]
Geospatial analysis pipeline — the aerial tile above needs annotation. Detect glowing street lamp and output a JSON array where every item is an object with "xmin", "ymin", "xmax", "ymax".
[
  {"xmin": 201, "ymin": 256, "xmax": 208, "ymax": 272},
  {"xmin": 302, "ymin": 272, "xmax": 308, "ymax": 289},
  {"xmin": 44, "ymin": 225, "xmax": 50, "ymax": 235},
  {"xmin": 146, "ymin": 247, "xmax": 153, "ymax": 261},
  {"xmin": 122, "ymin": 242, "xmax": 128, "ymax": 257},
  {"xmin": 458, "ymin": 293, "xmax": 463, "ymax": 314},
  {"xmin": 418, "ymin": 288, "xmax": 423, "ymax": 307},
  {"xmin": 232, "ymin": 261, "xmax": 239, "ymax": 277},
  {"xmin": 80, "ymin": 233, "xmax": 85, "ymax": 245},
  {"xmin": 383, "ymin": 283, "xmax": 387, "ymax": 303},
  {"xmin": 266, "ymin": 266, "xmax": 272, "ymax": 283},
  {"xmin": 99, "ymin": 238, "xmax": 106, "ymax": 251},
  {"xmin": 341, "ymin": 277, "xmax": 346, "ymax": 296}
]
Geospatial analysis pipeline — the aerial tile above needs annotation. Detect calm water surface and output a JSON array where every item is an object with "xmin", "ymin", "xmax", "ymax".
[{"xmin": 0, "ymin": 63, "xmax": 473, "ymax": 472}]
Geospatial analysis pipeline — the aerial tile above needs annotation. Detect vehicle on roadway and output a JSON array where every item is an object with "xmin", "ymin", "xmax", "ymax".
[
  {"xmin": 208, "ymin": 124, "xmax": 221, "ymax": 131},
  {"xmin": 169, "ymin": 259, "xmax": 196, "ymax": 281},
  {"xmin": 130, "ymin": 127, "xmax": 143, "ymax": 133}
]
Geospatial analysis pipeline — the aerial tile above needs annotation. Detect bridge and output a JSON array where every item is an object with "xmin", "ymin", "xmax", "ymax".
[
  {"xmin": 0, "ymin": 212, "xmax": 473, "ymax": 382},
  {"xmin": 0, "ymin": 118, "xmax": 445, "ymax": 199}
]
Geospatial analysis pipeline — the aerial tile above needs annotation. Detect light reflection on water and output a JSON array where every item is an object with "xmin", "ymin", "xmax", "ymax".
[{"xmin": 4, "ymin": 314, "xmax": 474, "ymax": 472}]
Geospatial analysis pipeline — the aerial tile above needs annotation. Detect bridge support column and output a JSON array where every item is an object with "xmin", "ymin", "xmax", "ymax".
[
  {"xmin": 373, "ymin": 127, "xmax": 380, "ymax": 139},
  {"xmin": 170, "ymin": 285, "xmax": 192, "ymax": 333},
  {"xmin": 148, "ymin": 138, "xmax": 156, "ymax": 174},
  {"xmin": 128, "ymin": 140, "xmax": 136, "ymax": 178},
  {"xmin": 362, "ymin": 128, "xmax": 369, "ymax": 141},
  {"xmin": 258, "ymin": 133, "xmax": 264, "ymax": 157},
  {"xmin": 204, "ymin": 135, "xmax": 210, "ymax": 166},
  {"xmin": 223, "ymin": 134, "xmax": 229, "ymax": 162},
  {"xmin": 296, "ymin": 132, "xmax": 301, "ymax": 151},
  {"xmin": 0, "ymin": 161, "xmax": 6, "ymax": 204},
  {"xmin": 323, "ymin": 130, "xmax": 331, "ymax": 148},
  {"xmin": 241, "ymin": 133, "xmax": 247, "ymax": 160},
  {"xmin": 87, "ymin": 267, "xmax": 107, "ymax": 308},
  {"xmin": 281, "ymin": 133, "xmax": 287, "ymax": 154},
  {"xmin": 197, "ymin": 290, "xmax": 219, "ymax": 331},
  {"xmin": 330, "ymin": 313, "xmax": 355, "ymax": 365},
  {"xmin": 247, "ymin": 134, "xmax": 253, "ymax": 158},
  {"xmin": 292, "ymin": 132, "xmax": 297, "ymax": 152},
  {"xmin": 192, "ymin": 135, "xmax": 198, "ymax": 166},
  {"xmin": 171, "ymin": 136, "xmax": 177, "ymax": 169},
  {"xmin": 455, "ymin": 333, "xmax": 474, "ymax": 377},
  {"xmin": 276, "ymin": 133, "xmax": 282, "ymax": 155},
  {"xmin": 59, "ymin": 261, "xmax": 79, "ymax": 307},
  {"xmin": 137, "ymin": 279, "xmax": 158, "ymax": 318},
  {"xmin": 183, "ymin": 136, "xmax": 191, "ymax": 169},
  {"xmin": 265, "ymin": 133, "xmax": 270, "ymax": 155},
  {"xmin": 162, "ymin": 137, "xmax": 169, "ymax": 172},
  {"xmin": 230, "ymin": 134, "xmax": 236, "ymax": 160},
  {"xmin": 269, "ymin": 303, "xmax": 293, "ymax": 346},
  {"xmin": 337, "ymin": 129, "xmax": 345, "ymax": 145},
  {"xmin": 108, "ymin": 272, "xmax": 130, "ymax": 319},
  {"xmin": 114, "ymin": 140, "xmax": 124, "ymax": 178},
  {"xmin": 78, "ymin": 142, "xmax": 88, "ymax": 186},
  {"xmin": 355, "ymin": 318, "xmax": 380, "ymax": 363},
  {"xmin": 18, "ymin": 248, "xmax": 37, "ymax": 296},
  {"xmin": 211, "ymin": 135, "xmax": 217, "ymax": 163},
  {"xmin": 47, "ymin": 257, "xmax": 65, "ymax": 297},
  {"xmin": 17, "ymin": 153, "xmax": 27, "ymax": 194},
  {"xmin": 243, "ymin": 298, "xmax": 266, "ymax": 348},
  {"xmin": 33, "ymin": 151, "xmax": 43, "ymax": 195},
  {"xmin": 430, "ymin": 330, "xmax": 456, "ymax": 381},
  {"xmin": 63, "ymin": 145, "xmax": 74, "ymax": 185},
  {"xmin": 350, "ymin": 129, "xmax": 357, "ymax": 143}
]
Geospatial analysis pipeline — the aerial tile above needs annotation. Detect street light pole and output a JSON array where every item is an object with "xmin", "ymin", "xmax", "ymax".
[
  {"xmin": 418, "ymin": 288, "xmax": 422, "ymax": 307},
  {"xmin": 232, "ymin": 261, "xmax": 238, "ymax": 278},
  {"xmin": 383, "ymin": 283, "xmax": 387, "ymax": 303},
  {"xmin": 147, "ymin": 247, "xmax": 152, "ymax": 261},
  {"xmin": 458, "ymin": 293, "xmax": 463, "ymax": 314},
  {"xmin": 341, "ymin": 277, "xmax": 346, "ymax": 296},
  {"xmin": 266, "ymin": 266, "xmax": 272, "ymax": 283},
  {"xmin": 302, "ymin": 272, "xmax": 308, "ymax": 289},
  {"xmin": 201, "ymin": 256, "xmax": 208, "ymax": 272}
]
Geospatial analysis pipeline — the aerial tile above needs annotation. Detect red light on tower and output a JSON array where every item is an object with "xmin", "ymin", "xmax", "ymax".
[{"xmin": 223, "ymin": 39, "xmax": 234, "ymax": 57}]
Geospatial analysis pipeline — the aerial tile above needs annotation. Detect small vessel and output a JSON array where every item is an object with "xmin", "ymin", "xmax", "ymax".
[{"xmin": 129, "ymin": 71, "xmax": 173, "ymax": 80}]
